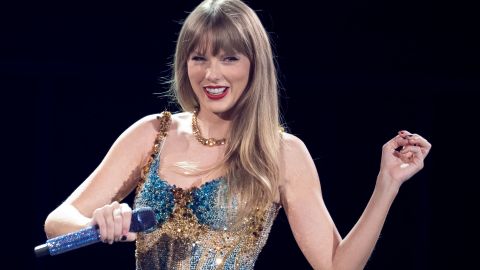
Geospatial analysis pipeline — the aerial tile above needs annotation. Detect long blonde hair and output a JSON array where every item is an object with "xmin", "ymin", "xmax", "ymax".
[{"xmin": 170, "ymin": 0, "xmax": 282, "ymax": 221}]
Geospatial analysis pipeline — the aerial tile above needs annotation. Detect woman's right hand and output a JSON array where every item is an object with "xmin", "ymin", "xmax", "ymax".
[{"xmin": 90, "ymin": 201, "xmax": 137, "ymax": 244}]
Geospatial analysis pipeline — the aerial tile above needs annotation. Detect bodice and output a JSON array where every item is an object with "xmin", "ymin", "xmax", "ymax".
[{"xmin": 134, "ymin": 152, "xmax": 279, "ymax": 270}]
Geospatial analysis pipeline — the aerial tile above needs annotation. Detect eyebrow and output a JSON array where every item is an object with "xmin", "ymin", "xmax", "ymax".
[{"xmin": 192, "ymin": 50, "xmax": 241, "ymax": 57}]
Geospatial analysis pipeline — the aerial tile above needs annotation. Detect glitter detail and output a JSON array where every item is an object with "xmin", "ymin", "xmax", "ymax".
[
  {"xmin": 136, "ymin": 156, "xmax": 175, "ymax": 226},
  {"xmin": 134, "ymin": 112, "xmax": 280, "ymax": 269},
  {"xmin": 47, "ymin": 226, "xmax": 100, "ymax": 255}
]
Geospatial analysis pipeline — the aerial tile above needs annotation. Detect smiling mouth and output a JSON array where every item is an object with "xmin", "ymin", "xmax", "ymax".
[{"xmin": 203, "ymin": 87, "xmax": 229, "ymax": 100}]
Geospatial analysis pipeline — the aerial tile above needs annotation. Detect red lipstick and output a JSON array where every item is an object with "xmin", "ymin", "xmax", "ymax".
[{"xmin": 203, "ymin": 86, "xmax": 229, "ymax": 100}]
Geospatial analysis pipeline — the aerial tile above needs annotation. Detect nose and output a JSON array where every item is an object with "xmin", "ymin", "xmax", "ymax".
[{"xmin": 205, "ymin": 60, "xmax": 222, "ymax": 82}]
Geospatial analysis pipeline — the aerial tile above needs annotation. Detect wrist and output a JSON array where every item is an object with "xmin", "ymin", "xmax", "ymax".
[{"xmin": 376, "ymin": 172, "xmax": 401, "ymax": 195}]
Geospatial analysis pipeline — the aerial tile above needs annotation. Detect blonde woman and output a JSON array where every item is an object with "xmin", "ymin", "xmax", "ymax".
[{"xmin": 44, "ymin": 0, "xmax": 431, "ymax": 269}]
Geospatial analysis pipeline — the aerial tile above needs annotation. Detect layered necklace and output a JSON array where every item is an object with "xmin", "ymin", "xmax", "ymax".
[{"xmin": 191, "ymin": 109, "xmax": 226, "ymax": 147}]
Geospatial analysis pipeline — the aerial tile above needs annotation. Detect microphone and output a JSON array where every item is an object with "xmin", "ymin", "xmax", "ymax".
[{"xmin": 34, "ymin": 206, "xmax": 157, "ymax": 257}]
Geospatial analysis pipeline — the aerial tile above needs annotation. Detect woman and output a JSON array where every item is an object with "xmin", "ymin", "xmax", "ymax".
[{"xmin": 44, "ymin": 0, "xmax": 431, "ymax": 269}]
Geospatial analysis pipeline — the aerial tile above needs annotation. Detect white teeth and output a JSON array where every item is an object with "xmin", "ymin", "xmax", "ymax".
[{"xmin": 205, "ymin": 87, "xmax": 227, "ymax": 95}]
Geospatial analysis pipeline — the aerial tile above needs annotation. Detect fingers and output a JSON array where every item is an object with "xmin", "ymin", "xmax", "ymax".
[
  {"xmin": 384, "ymin": 130, "xmax": 431, "ymax": 166},
  {"xmin": 120, "ymin": 203, "xmax": 132, "ymax": 239},
  {"xmin": 103, "ymin": 202, "xmax": 117, "ymax": 244},
  {"xmin": 113, "ymin": 207, "xmax": 123, "ymax": 242},
  {"xmin": 384, "ymin": 134, "xmax": 409, "ymax": 153},
  {"xmin": 399, "ymin": 145, "xmax": 425, "ymax": 165},
  {"xmin": 123, "ymin": 232, "xmax": 138, "ymax": 242},
  {"xmin": 90, "ymin": 201, "xmax": 133, "ymax": 244},
  {"xmin": 92, "ymin": 208, "xmax": 107, "ymax": 242},
  {"xmin": 398, "ymin": 130, "xmax": 432, "ymax": 156}
]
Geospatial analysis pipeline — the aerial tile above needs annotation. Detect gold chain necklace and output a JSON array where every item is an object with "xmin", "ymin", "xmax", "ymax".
[{"xmin": 191, "ymin": 109, "xmax": 226, "ymax": 146}]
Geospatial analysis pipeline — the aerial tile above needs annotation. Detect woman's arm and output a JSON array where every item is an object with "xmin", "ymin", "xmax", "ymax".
[
  {"xmin": 280, "ymin": 131, "xmax": 431, "ymax": 270},
  {"xmin": 44, "ymin": 114, "xmax": 162, "ymax": 241}
]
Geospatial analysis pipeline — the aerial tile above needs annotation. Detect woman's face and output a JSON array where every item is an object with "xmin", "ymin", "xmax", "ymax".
[{"xmin": 187, "ymin": 47, "xmax": 250, "ymax": 117}]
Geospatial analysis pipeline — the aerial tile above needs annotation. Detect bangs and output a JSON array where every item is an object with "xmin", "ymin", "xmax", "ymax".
[{"xmin": 185, "ymin": 14, "xmax": 251, "ymax": 57}]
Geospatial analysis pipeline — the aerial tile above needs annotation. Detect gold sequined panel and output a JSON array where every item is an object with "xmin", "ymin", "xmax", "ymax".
[{"xmin": 135, "ymin": 185, "xmax": 279, "ymax": 270}]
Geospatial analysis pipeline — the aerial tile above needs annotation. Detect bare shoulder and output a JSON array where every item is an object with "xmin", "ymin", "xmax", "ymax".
[
  {"xmin": 172, "ymin": 111, "xmax": 191, "ymax": 121},
  {"xmin": 170, "ymin": 111, "xmax": 193, "ymax": 135},
  {"xmin": 279, "ymin": 132, "xmax": 319, "ymax": 186},
  {"xmin": 280, "ymin": 132, "xmax": 311, "ymax": 163},
  {"xmin": 128, "ymin": 111, "xmax": 183, "ymax": 138},
  {"xmin": 123, "ymin": 111, "xmax": 192, "ymax": 148},
  {"xmin": 121, "ymin": 114, "xmax": 159, "ymax": 141},
  {"xmin": 105, "ymin": 112, "xmax": 176, "ymax": 154}
]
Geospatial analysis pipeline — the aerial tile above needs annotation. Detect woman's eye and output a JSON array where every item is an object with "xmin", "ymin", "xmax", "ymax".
[
  {"xmin": 191, "ymin": 56, "xmax": 206, "ymax": 61},
  {"xmin": 224, "ymin": 56, "xmax": 239, "ymax": 62}
]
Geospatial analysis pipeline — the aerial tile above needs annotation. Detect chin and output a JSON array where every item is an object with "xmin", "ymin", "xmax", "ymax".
[{"xmin": 208, "ymin": 104, "xmax": 236, "ymax": 117}]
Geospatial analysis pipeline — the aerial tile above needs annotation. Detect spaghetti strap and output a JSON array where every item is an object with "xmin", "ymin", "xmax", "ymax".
[{"xmin": 137, "ymin": 111, "xmax": 172, "ymax": 194}]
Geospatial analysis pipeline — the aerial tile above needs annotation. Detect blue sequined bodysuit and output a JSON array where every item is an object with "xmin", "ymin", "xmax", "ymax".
[{"xmin": 134, "ymin": 113, "xmax": 280, "ymax": 270}]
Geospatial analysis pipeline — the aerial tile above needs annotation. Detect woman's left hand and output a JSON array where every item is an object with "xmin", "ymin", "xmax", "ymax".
[{"xmin": 378, "ymin": 130, "xmax": 432, "ymax": 188}]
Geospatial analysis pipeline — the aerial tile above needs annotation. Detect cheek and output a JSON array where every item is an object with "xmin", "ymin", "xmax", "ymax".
[
  {"xmin": 239, "ymin": 63, "xmax": 251, "ymax": 84},
  {"xmin": 187, "ymin": 65, "xmax": 204, "ymax": 85},
  {"xmin": 229, "ymin": 66, "xmax": 250, "ymax": 85}
]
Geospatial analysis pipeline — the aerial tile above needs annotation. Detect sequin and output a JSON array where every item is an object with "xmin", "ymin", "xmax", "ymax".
[{"xmin": 134, "ymin": 112, "xmax": 280, "ymax": 270}]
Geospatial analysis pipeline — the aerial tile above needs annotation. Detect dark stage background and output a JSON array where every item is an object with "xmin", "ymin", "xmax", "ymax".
[{"xmin": 2, "ymin": 0, "xmax": 478, "ymax": 269}]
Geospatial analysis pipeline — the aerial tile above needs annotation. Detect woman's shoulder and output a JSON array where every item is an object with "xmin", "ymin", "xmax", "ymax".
[
  {"xmin": 131, "ymin": 111, "xmax": 187, "ymax": 129},
  {"xmin": 130, "ymin": 111, "xmax": 193, "ymax": 137},
  {"xmin": 280, "ymin": 132, "xmax": 315, "ymax": 176},
  {"xmin": 170, "ymin": 111, "xmax": 192, "ymax": 125},
  {"xmin": 281, "ymin": 132, "xmax": 309, "ymax": 154}
]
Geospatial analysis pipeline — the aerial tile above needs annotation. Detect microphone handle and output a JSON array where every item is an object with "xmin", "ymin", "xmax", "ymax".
[
  {"xmin": 34, "ymin": 206, "xmax": 156, "ymax": 257},
  {"xmin": 36, "ymin": 225, "xmax": 102, "ymax": 256}
]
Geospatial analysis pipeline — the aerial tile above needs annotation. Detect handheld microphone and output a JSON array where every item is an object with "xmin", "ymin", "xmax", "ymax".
[{"xmin": 34, "ymin": 206, "xmax": 157, "ymax": 257}]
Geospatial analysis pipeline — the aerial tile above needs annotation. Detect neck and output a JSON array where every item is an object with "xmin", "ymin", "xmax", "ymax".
[{"xmin": 195, "ymin": 109, "xmax": 231, "ymax": 139}]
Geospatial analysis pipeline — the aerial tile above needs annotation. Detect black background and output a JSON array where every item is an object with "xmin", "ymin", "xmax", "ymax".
[{"xmin": 2, "ymin": 0, "xmax": 478, "ymax": 269}]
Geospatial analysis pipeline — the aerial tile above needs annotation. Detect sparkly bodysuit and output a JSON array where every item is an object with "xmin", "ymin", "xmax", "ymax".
[{"xmin": 134, "ymin": 112, "xmax": 280, "ymax": 269}]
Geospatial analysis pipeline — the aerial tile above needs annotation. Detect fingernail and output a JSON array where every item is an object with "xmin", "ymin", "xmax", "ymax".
[
  {"xmin": 407, "ymin": 134, "xmax": 414, "ymax": 137},
  {"xmin": 121, "ymin": 235, "xmax": 127, "ymax": 241}
]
